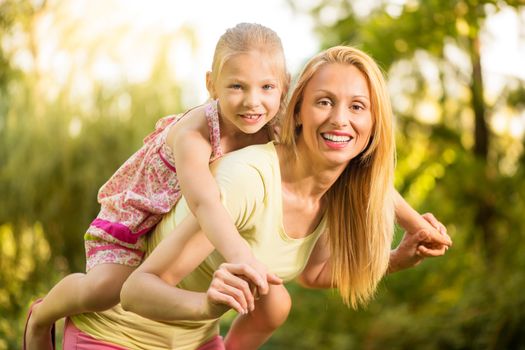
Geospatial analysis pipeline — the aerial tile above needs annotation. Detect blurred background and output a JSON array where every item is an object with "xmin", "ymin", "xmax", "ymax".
[{"xmin": 1, "ymin": 0, "xmax": 525, "ymax": 349}]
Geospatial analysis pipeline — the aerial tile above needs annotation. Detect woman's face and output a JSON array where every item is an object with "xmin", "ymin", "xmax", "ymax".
[{"xmin": 297, "ymin": 63, "xmax": 373, "ymax": 168}]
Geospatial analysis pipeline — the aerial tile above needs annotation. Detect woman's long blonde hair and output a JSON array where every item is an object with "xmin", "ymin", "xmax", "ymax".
[{"xmin": 281, "ymin": 46, "xmax": 395, "ymax": 308}]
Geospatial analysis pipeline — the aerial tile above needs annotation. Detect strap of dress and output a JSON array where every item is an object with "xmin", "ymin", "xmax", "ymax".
[
  {"xmin": 142, "ymin": 114, "xmax": 179, "ymax": 144},
  {"xmin": 205, "ymin": 100, "xmax": 223, "ymax": 161}
]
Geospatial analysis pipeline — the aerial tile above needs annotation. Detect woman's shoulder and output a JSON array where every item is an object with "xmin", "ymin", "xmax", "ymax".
[
  {"xmin": 210, "ymin": 142, "xmax": 279, "ymax": 196},
  {"xmin": 213, "ymin": 141, "xmax": 278, "ymax": 172}
]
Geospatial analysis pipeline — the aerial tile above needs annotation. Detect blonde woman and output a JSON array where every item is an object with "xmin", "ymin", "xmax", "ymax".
[{"xmin": 63, "ymin": 45, "xmax": 451, "ymax": 350}]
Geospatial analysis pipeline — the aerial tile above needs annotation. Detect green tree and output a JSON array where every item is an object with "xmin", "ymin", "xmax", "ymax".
[
  {"xmin": 0, "ymin": 1, "xmax": 189, "ymax": 347},
  {"xmin": 269, "ymin": 1, "xmax": 525, "ymax": 349}
]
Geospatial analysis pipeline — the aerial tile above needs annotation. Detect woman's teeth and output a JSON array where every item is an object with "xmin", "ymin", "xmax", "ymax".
[{"xmin": 321, "ymin": 133, "xmax": 351, "ymax": 142}]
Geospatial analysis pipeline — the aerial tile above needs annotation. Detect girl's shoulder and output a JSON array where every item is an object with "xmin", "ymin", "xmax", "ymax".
[
  {"xmin": 165, "ymin": 101, "xmax": 222, "ymax": 159},
  {"xmin": 167, "ymin": 103, "xmax": 214, "ymax": 140}
]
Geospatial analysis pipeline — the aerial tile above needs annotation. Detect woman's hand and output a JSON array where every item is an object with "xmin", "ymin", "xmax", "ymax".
[
  {"xmin": 388, "ymin": 213, "xmax": 452, "ymax": 273},
  {"xmin": 205, "ymin": 263, "xmax": 282, "ymax": 318}
]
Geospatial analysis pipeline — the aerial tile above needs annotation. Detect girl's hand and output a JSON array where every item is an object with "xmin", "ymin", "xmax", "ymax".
[
  {"xmin": 239, "ymin": 255, "xmax": 282, "ymax": 298},
  {"xmin": 416, "ymin": 212, "xmax": 451, "ymax": 255},
  {"xmin": 389, "ymin": 213, "xmax": 451, "ymax": 273}
]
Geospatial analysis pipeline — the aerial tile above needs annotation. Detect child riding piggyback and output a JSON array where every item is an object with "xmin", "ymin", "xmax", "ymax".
[{"xmin": 25, "ymin": 22, "xmax": 290, "ymax": 350}]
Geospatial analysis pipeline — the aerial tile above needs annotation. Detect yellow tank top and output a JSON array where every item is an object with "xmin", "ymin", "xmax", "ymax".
[{"xmin": 72, "ymin": 142, "xmax": 327, "ymax": 349}]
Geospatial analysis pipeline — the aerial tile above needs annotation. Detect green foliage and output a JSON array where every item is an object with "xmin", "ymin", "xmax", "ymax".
[
  {"xmin": 268, "ymin": 0, "xmax": 525, "ymax": 349},
  {"xmin": 0, "ymin": 2, "xmax": 185, "ymax": 346},
  {"xmin": 2, "ymin": 0, "xmax": 525, "ymax": 349}
]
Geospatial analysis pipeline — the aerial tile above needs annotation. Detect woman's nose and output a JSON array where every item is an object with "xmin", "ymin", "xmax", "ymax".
[{"xmin": 329, "ymin": 105, "xmax": 350, "ymax": 128}]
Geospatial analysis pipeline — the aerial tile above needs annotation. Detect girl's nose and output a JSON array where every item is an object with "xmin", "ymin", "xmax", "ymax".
[{"xmin": 243, "ymin": 90, "xmax": 261, "ymax": 108}]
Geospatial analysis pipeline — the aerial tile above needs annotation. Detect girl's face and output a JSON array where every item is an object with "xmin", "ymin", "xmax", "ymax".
[
  {"xmin": 208, "ymin": 51, "xmax": 283, "ymax": 136},
  {"xmin": 297, "ymin": 63, "xmax": 373, "ymax": 168}
]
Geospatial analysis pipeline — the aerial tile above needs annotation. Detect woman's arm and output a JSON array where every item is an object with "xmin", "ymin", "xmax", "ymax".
[
  {"xmin": 296, "ymin": 232, "xmax": 333, "ymax": 289},
  {"xmin": 224, "ymin": 284, "xmax": 292, "ymax": 350},
  {"xmin": 120, "ymin": 215, "xmax": 216, "ymax": 320},
  {"xmin": 387, "ymin": 213, "xmax": 450, "ymax": 273},
  {"xmin": 121, "ymin": 214, "xmax": 268, "ymax": 319},
  {"xmin": 298, "ymin": 212, "xmax": 451, "ymax": 289}
]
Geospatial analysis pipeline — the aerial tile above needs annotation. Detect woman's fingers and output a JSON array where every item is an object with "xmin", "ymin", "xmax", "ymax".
[
  {"xmin": 207, "ymin": 263, "xmax": 283, "ymax": 315},
  {"xmin": 208, "ymin": 263, "xmax": 259, "ymax": 313},
  {"xmin": 417, "ymin": 243, "xmax": 447, "ymax": 257},
  {"xmin": 267, "ymin": 273, "xmax": 283, "ymax": 285},
  {"xmin": 207, "ymin": 287, "xmax": 246, "ymax": 315},
  {"xmin": 421, "ymin": 213, "xmax": 452, "ymax": 247},
  {"xmin": 220, "ymin": 263, "xmax": 266, "ymax": 292}
]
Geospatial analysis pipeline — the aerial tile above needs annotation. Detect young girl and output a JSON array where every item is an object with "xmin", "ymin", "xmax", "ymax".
[{"xmin": 24, "ymin": 22, "xmax": 289, "ymax": 350}]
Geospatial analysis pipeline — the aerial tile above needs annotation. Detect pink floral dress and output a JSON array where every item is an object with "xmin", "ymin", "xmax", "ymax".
[{"xmin": 84, "ymin": 100, "xmax": 222, "ymax": 271}]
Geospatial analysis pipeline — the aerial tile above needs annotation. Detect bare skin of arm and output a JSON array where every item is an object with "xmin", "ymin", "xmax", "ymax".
[
  {"xmin": 167, "ymin": 107, "xmax": 273, "ymax": 295},
  {"xmin": 224, "ymin": 284, "xmax": 292, "ymax": 350},
  {"xmin": 121, "ymin": 212, "xmax": 280, "ymax": 319},
  {"xmin": 298, "ymin": 212, "xmax": 451, "ymax": 289},
  {"xmin": 393, "ymin": 190, "xmax": 451, "ymax": 248}
]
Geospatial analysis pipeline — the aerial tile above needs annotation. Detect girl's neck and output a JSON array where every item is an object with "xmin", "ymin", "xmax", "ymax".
[
  {"xmin": 218, "ymin": 113, "xmax": 271, "ymax": 154},
  {"xmin": 220, "ymin": 125, "xmax": 271, "ymax": 154}
]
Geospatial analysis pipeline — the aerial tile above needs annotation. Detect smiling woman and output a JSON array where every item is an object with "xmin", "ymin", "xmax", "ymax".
[
  {"xmin": 52, "ymin": 45, "xmax": 451, "ymax": 350},
  {"xmin": 297, "ymin": 63, "xmax": 373, "ymax": 164}
]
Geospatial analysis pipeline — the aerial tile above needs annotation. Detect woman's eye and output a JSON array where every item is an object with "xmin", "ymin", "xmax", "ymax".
[
  {"xmin": 318, "ymin": 99, "xmax": 332, "ymax": 106},
  {"xmin": 351, "ymin": 104, "xmax": 365, "ymax": 111}
]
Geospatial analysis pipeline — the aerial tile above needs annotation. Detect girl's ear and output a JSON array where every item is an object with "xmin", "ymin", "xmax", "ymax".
[{"xmin": 206, "ymin": 71, "xmax": 216, "ymax": 99}]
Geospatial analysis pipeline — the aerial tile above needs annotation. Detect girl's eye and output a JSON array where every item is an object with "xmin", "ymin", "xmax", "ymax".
[
  {"xmin": 230, "ymin": 84, "xmax": 242, "ymax": 90},
  {"xmin": 262, "ymin": 84, "xmax": 275, "ymax": 90}
]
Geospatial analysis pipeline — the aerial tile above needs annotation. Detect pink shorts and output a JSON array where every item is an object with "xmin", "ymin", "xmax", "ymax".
[{"xmin": 63, "ymin": 318, "xmax": 225, "ymax": 349}]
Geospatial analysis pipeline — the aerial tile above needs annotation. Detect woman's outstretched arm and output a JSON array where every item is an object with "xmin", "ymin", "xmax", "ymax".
[
  {"xmin": 120, "ymin": 214, "xmax": 266, "ymax": 320},
  {"xmin": 120, "ymin": 215, "xmax": 215, "ymax": 320},
  {"xmin": 298, "ymin": 213, "xmax": 451, "ymax": 289}
]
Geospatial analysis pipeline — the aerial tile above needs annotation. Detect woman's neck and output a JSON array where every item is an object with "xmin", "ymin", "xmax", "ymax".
[{"xmin": 276, "ymin": 143, "xmax": 345, "ymax": 203}]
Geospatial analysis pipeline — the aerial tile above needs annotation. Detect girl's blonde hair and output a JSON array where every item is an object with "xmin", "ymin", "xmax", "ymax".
[
  {"xmin": 281, "ymin": 46, "xmax": 395, "ymax": 308},
  {"xmin": 209, "ymin": 23, "xmax": 290, "ymax": 122}
]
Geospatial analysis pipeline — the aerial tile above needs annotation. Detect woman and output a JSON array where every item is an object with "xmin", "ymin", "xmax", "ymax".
[{"xmin": 64, "ymin": 45, "xmax": 451, "ymax": 349}]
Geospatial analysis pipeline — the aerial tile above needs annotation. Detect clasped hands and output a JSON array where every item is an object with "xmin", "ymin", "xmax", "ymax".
[{"xmin": 204, "ymin": 213, "xmax": 452, "ymax": 317}]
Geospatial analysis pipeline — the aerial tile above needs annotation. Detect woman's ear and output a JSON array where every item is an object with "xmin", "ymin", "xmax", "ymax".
[
  {"xmin": 295, "ymin": 113, "xmax": 302, "ymax": 127},
  {"xmin": 206, "ymin": 71, "xmax": 216, "ymax": 99}
]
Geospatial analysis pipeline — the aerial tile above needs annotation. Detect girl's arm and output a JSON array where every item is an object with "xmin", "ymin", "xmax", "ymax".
[
  {"xmin": 120, "ymin": 214, "xmax": 262, "ymax": 319},
  {"xmin": 167, "ymin": 109, "xmax": 270, "ymax": 294},
  {"xmin": 394, "ymin": 190, "xmax": 452, "ymax": 247}
]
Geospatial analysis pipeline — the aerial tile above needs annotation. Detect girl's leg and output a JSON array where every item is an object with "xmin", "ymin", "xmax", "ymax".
[
  {"xmin": 223, "ymin": 284, "xmax": 291, "ymax": 350},
  {"xmin": 25, "ymin": 264, "xmax": 134, "ymax": 350}
]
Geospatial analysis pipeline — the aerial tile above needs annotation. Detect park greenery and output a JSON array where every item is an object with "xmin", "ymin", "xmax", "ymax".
[{"xmin": 1, "ymin": 0, "xmax": 525, "ymax": 349}]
